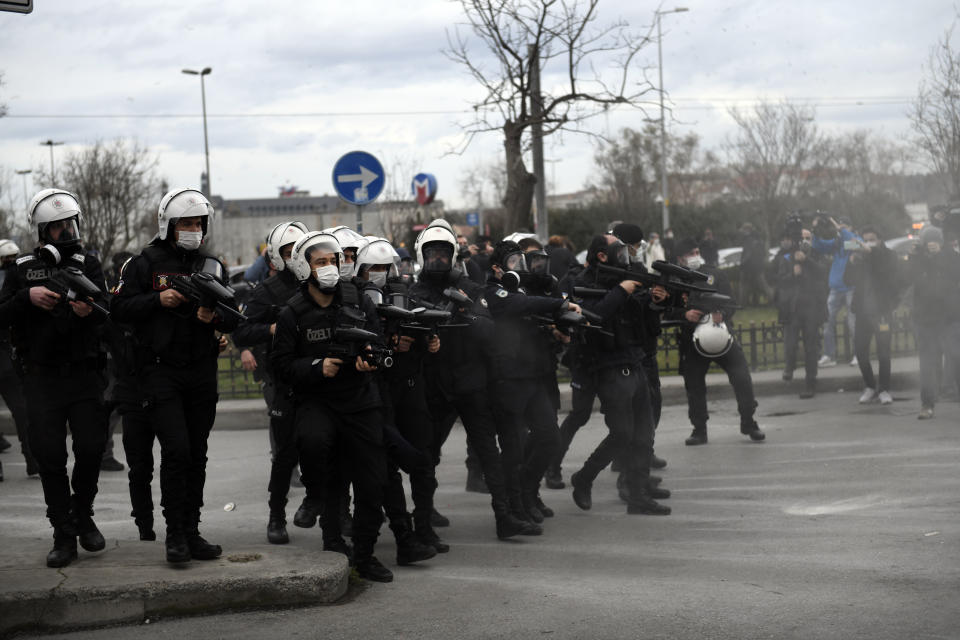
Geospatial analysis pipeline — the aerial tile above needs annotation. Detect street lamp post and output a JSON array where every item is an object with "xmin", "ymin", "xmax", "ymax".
[
  {"xmin": 655, "ymin": 7, "xmax": 688, "ymax": 233},
  {"xmin": 15, "ymin": 169, "xmax": 31, "ymax": 211},
  {"xmin": 182, "ymin": 67, "xmax": 212, "ymax": 197},
  {"xmin": 39, "ymin": 140, "xmax": 64, "ymax": 186}
]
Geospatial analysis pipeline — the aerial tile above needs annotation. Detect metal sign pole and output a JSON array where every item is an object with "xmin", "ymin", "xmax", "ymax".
[{"xmin": 356, "ymin": 205, "xmax": 364, "ymax": 235}]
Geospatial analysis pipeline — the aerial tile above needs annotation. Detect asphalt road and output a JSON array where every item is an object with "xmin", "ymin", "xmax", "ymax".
[{"xmin": 6, "ymin": 388, "xmax": 959, "ymax": 640}]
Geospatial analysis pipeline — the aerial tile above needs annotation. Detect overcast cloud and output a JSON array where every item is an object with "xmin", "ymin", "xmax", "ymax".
[{"xmin": 0, "ymin": 1, "xmax": 954, "ymax": 211}]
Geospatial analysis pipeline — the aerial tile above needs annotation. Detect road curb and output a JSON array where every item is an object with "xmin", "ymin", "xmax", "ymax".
[{"xmin": 0, "ymin": 543, "xmax": 349, "ymax": 638}]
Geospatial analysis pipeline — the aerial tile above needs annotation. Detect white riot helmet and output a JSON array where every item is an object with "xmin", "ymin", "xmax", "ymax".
[
  {"xmin": 503, "ymin": 231, "xmax": 540, "ymax": 244},
  {"xmin": 266, "ymin": 221, "xmax": 308, "ymax": 271},
  {"xmin": 28, "ymin": 189, "xmax": 83, "ymax": 249},
  {"xmin": 692, "ymin": 315, "xmax": 734, "ymax": 358},
  {"xmin": 289, "ymin": 231, "xmax": 343, "ymax": 283},
  {"xmin": 414, "ymin": 224, "xmax": 457, "ymax": 278},
  {"xmin": 324, "ymin": 225, "xmax": 368, "ymax": 276},
  {"xmin": 355, "ymin": 238, "xmax": 400, "ymax": 286},
  {"xmin": 157, "ymin": 188, "xmax": 213, "ymax": 240},
  {"xmin": 0, "ymin": 239, "xmax": 20, "ymax": 260},
  {"xmin": 424, "ymin": 218, "xmax": 454, "ymax": 234}
]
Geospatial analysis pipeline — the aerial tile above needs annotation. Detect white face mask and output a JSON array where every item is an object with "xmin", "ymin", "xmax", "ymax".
[
  {"xmin": 864, "ymin": 241, "xmax": 879, "ymax": 249},
  {"xmin": 283, "ymin": 258, "xmax": 296, "ymax": 272},
  {"xmin": 368, "ymin": 271, "xmax": 388, "ymax": 288},
  {"xmin": 314, "ymin": 265, "xmax": 340, "ymax": 289},
  {"xmin": 339, "ymin": 262, "xmax": 355, "ymax": 279},
  {"xmin": 684, "ymin": 255, "xmax": 705, "ymax": 270},
  {"xmin": 176, "ymin": 231, "xmax": 203, "ymax": 251}
]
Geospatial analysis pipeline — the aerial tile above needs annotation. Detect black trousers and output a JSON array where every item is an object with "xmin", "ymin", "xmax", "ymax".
[
  {"xmin": 22, "ymin": 371, "xmax": 107, "ymax": 524},
  {"xmin": 854, "ymin": 314, "xmax": 892, "ymax": 392},
  {"xmin": 121, "ymin": 408, "xmax": 155, "ymax": 520},
  {"xmin": 681, "ymin": 342, "xmax": 758, "ymax": 430},
  {"xmin": 578, "ymin": 365, "xmax": 654, "ymax": 492},
  {"xmin": 491, "ymin": 377, "xmax": 560, "ymax": 495},
  {"xmin": 553, "ymin": 368, "xmax": 597, "ymax": 472},
  {"xmin": 263, "ymin": 378, "xmax": 302, "ymax": 514},
  {"xmin": 141, "ymin": 360, "xmax": 218, "ymax": 533},
  {"xmin": 784, "ymin": 311, "xmax": 821, "ymax": 387},
  {"xmin": 296, "ymin": 400, "xmax": 386, "ymax": 559},
  {"xmin": 428, "ymin": 388, "xmax": 516, "ymax": 510},
  {"xmin": 382, "ymin": 374, "xmax": 436, "ymax": 523},
  {"xmin": 0, "ymin": 356, "xmax": 34, "ymax": 467}
]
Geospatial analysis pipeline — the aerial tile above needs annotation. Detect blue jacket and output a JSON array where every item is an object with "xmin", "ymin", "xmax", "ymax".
[{"xmin": 812, "ymin": 228, "xmax": 859, "ymax": 292}]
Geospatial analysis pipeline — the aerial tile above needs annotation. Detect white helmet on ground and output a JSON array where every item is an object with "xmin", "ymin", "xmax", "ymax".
[
  {"xmin": 289, "ymin": 231, "xmax": 342, "ymax": 283},
  {"xmin": 0, "ymin": 239, "xmax": 20, "ymax": 259},
  {"xmin": 157, "ymin": 188, "xmax": 213, "ymax": 240},
  {"xmin": 354, "ymin": 238, "xmax": 400, "ymax": 278},
  {"xmin": 692, "ymin": 316, "xmax": 734, "ymax": 358},
  {"xmin": 266, "ymin": 221, "xmax": 309, "ymax": 271},
  {"xmin": 28, "ymin": 189, "xmax": 83, "ymax": 247}
]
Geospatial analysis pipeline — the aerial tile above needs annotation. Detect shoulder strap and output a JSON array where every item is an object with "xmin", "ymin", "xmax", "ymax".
[{"xmin": 339, "ymin": 279, "xmax": 360, "ymax": 307}]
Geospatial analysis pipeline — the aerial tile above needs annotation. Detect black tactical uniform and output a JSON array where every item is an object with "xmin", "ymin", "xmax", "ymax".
[
  {"xmin": 668, "ymin": 265, "xmax": 763, "ymax": 444},
  {"xmin": 232, "ymin": 267, "xmax": 305, "ymax": 542},
  {"xmin": 0, "ymin": 261, "xmax": 36, "ymax": 475},
  {"xmin": 0, "ymin": 248, "xmax": 110, "ymax": 565},
  {"xmin": 271, "ymin": 278, "xmax": 390, "ymax": 577},
  {"xmin": 566, "ymin": 262, "xmax": 669, "ymax": 515},
  {"xmin": 483, "ymin": 275, "xmax": 565, "ymax": 523},
  {"xmin": 112, "ymin": 238, "xmax": 239, "ymax": 562},
  {"xmin": 409, "ymin": 270, "xmax": 538, "ymax": 538}
]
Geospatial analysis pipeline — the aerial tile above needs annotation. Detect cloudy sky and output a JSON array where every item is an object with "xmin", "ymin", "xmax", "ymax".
[{"xmin": 0, "ymin": 1, "xmax": 954, "ymax": 212}]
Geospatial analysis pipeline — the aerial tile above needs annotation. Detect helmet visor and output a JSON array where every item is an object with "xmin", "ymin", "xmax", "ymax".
[
  {"xmin": 41, "ymin": 217, "xmax": 80, "ymax": 245},
  {"xmin": 422, "ymin": 242, "xmax": 453, "ymax": 272}
]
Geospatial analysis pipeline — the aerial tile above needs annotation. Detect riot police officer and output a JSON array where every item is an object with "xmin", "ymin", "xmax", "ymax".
[
  {"xmin": 565, "ymin": 235, "xmax": 670, "ymax": 516},
  {"xmin": 233, "ymin": 221, "xmax": 309, "ymax": 545},
  {"xmin": 271, "ymin": 231, "xmax": 393, "ymax": 582},
  {"xmin": 409, "ymin": 222, "xmax": 538, "ymax": 539},
  {"xmin": 669, "ymin": 238, "xmax": 765, "ymax": 445},
  {"xmin": 0, "ymin": 239, "xmax": 37, "ymax": 478},
  {"xmin": 112, "ymin": 188, "xmax": 240, "ymax": 564},
  {"xmin": 0, "ymin": 189, "xmax": 110, "ymax": 567}
]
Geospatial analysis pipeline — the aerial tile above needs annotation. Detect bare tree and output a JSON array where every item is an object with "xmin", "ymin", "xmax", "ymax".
[
  {"xmin": 446, "ymin": 0, "xmax": 657, "ymax": 232},
  {"xmin": 813, "ymin": 130, "xmax": 913, "ymax": 199},
  {"xmin": 34, "ymin": 139, "xmax": 161, "ymax": 260},
  {"xmin": 0, "ymin": 71, "xmax": 8, "ymax": 118},
  {"xmin": 723, "ymin": 101, "xmax": 822, "ymax": 241},
  {"xmin": 910, "ymin": 22, "xmax": 960, "ymax": 200}
]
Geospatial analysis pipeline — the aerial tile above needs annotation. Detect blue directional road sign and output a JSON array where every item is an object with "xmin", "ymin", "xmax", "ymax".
[
  {"xmin": 466, "ymin": 212, "xmax": 480, "ymax": 227},
  {"xmin": 332, "ymin": 151, "xmax": 385, "ymax": 206}
]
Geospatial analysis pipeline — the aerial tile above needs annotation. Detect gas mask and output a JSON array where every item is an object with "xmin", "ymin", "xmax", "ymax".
[{"xmin": 177, "ymin": 231, "xmax": 203, "ymax": 251}]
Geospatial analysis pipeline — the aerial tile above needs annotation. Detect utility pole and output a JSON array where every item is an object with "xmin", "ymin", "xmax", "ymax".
[
  {"xmin": 655, "ymin": 7, "xmax": 689, "ymax": 233},
  {"xmin": 528, "ymin": 44, "xmax": 547, "ymax": 239},
  {"xmin": 39, "ymin": 140, "xmax": 64, "ymax": 186},
  {"xmin": 182, "ymin": 67, "xmax": 213, "ymax": 197}
]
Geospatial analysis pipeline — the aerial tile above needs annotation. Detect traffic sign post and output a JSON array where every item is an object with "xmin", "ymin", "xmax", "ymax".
[
  {"xmin": 332, "ymin": 151, "xmax": 386, "ymax": 234},
  {"xmin": 466, "ymin": 212, "xmax": 479, "ymax": 227}
]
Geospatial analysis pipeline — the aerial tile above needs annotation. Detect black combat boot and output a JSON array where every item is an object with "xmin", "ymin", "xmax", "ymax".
[
  {"xmin": 132, "ymin": 511, "xmax": 156, "ymax": 541},
  {"xmin": 507, "ymin": 494, "xmax": 542, "ymax": 535},
  {"xmin": 414, "ymin": 512, "xmax": 450, "ymax": 553},
  {"xmin": 323, "ymin": 536, "xmax": 354, "ymax": 564},
  {"xmin": 267, "ymin": 511, "xmax": 289, "ymax": 545},
  {"xmin": 741, "ymin": 420, "xmax": 766, "ymax": 441},
  {"xmin": 627, "ymin": 488, "xmax": 672, "ymax": 516},
  {"xmin": 465, "ymin": 466, "xmax": 489, "ymax": 493},
  {"xmin": 491, "ymin": 499, "xmax": 540, "ymax": 539},
  {"xmin": 429, "ymin": 507, "xmax": 450, "ymax": 528},
  {"xmin": 354, "ymin": 556, "xmax": 394, "ymax": 583},
  {"xmin": 185, "ymin": 514, "xmax": 222, "ymax": 560},
  {"xmin": 72, "ymin": 500, "xmax": 105, "ymax": 552},
  {"xmin": 46, "ymin": 518, "xmax": 78, "ymax": 568},
  {"xmin": 685, "ymin": 427, "xmax": 708, "ymax": 446},
  {"xmin": 165, "ymin": 522, "xmax": 191, "ymax": 564},
  {"xmin": 534, "ymin": 493, "xmax": 553, "ymax": 518},
  {"xmin": 521, "ymin": 489, "xmax": 544, "ymax": 524},
  {"xmin": 390, "ymin": 516, "xmax": 437, "ymax": 565},
  {"xmin": 570, "ymin": 470, "xmax": 592, "ymax": 511},
  {"xmin": 650, "ymin": 452, "xmax": 668, "ymax": 469},
  {"xmin": 293, "ymin": 498, "xmax": 323, "ymax": 528},
  {"xmin": 543, "ymin": 466, "xmax": 564, "ymax": 490}
]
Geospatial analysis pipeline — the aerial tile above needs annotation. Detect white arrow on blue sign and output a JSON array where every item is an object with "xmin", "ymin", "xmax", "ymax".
[{"xmin": 332, "ymin": 151, "xmax": 385, "ymax": 206}]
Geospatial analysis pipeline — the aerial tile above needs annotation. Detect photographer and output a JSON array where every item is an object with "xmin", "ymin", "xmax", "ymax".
[
  {"xmin": 773, "ymin": 230, "xmax": 827, "ymax": 398},
  {"xmin": 843, "ymin": 228, "xmax": 902, "ymax": 405},
  {"xmin": 811, "ymin": 215, "xmax": 859, "ymax": 367}
]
